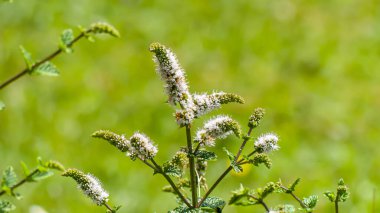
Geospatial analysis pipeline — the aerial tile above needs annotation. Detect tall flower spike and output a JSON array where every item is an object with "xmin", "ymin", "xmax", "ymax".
[
  {"xmin": 92, "ymin": 130, "xmax": 130, "ymax": 152},
  {"xmin": 254, "ymin": 133, "xmax": 279, "ymax": 153},
  {"xmin": 194, "ymin": 115, "xmax": 241, "ymax": 147},
  {"xmin": 129, "ymin": 132, "xmax": 158, "ymax": 160},
  {"xmin": 62, "ymin": 168, "xmax": 109, "ymax": 206},
  {"xmin": 193, "ymin": 92, "xmax": 245, "ymax": 118}
]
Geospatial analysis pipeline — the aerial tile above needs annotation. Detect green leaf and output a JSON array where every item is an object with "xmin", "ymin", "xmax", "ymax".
[
  {"xmin": 302, "ymin": 195, "xmax": 318, "ymax": 211},
  {"xmin": 1, "ymin": 167, "xmax": 18, "ymax": 188},
  {"xmin": 0, "ymin": 200, "xmax": 16, "ymax": 213},
  {"xmin": 19, "ymin": 45, "xmax": 35, "ymax": 70},
  {"xmin": 195, "ymin": 150, "xmax": 217, "ymax": 161},
  {"xmin": 222, "ymin": 147, "xmax": 235, "ymax": 162},
  {"xmin": 323, "ymin": 191, "xmax": 335, "ymax": 202},
  {"xmin": 59, "ymin": 29, "xmax": 74, "ymax": 53},
  {"xmin": 0, "ymin": 102, "xmax": 4, "ymax": 111},
  {"xmin": 30, "ymin": 171, "xmax": 54, "ymax": 181},
  {"xmin": 19, "ymin": 161, "xmax": 30, "ymax": 177},
  {"xmin": 273, "ymin": 204, "xmax": 296, "ymax": 213},
  {"xmin": 200, "ymin": 197, "xmax": 225, "ymax": 212},
  {"xmin": 162, "ymin": 164, "xmax": 182, "ymax": 177},
  {"xmin": 228, "ymin": 184, "xmax": 251, "ymax": 205},
  {"xmin": 168, "ymin": 206, "xmax": 200, "ymax": 213},
  {"xmin": 32, "ymin": 61, "xmax": 59, "ymax": 76},
  {"xmin": 289, "ymin": 178, "xmax": 301, "ymax": 192}
]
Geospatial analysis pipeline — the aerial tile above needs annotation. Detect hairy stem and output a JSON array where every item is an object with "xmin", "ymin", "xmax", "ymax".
[
  {"xmin": 248, "ymin": 195, "xmax": 270, "ymax": 212},
  {"xmin": 197, "ymin": 126, "xmax": 254, "ymax": 207},
  {"xmin": 150, "ymin": 159, "xmax": 192, "ymax": 208},
  {"xmin": 0, "ymin": 169, "xmax": 39, "ymax": 196},
  {"xmin": 280, "ymin": 185, "xmax": 307, "ymax": 209},
  {"xmin": 0, "ymin": 30, "xmax": 89, "ymax": 90},
  {"xmin": 186, "ymin": 125, "xmax": 197, "ymax": 208}
]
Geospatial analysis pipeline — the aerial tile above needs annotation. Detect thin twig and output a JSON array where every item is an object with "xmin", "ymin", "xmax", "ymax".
[
  {"xmin": 103, "ymin": 203, "xmax": 114, "ymax": 212},
  {"xmin": 280, "ymin": 185, "xmax": 307, "ymax": 209},
  {"xmin": 248, "ymin": 195, "xmax": 270, "ymax": 212},
  {"xmin": 150, "ymin": 159, "xmax": 192, "ymax": 208},
  {"xmin": 0, "ymin": 169, "xmax": 39, "ymax": 196},
  {"xmin": 0, "ymin": 30, "xmax": 89, "ymax": 90}
]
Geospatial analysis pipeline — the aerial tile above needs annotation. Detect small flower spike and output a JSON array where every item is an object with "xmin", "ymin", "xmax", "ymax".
[
  {"xmin": 89, "ymin": 22, "xmax": 120, "ymax": 37},
  {"xmin": 92, "ymin": 130, "xmax": 130, "ymax": 152},
  {"xmin": 62, "ymin": 169, "xmax": 109, "ymax": 206},
  {"xmin": 129, "ymin": 132, "xmax": 158, "ymax": 160},
  {"xmin": 194, "ymin": 115, "xmax": 241, "ymax": 147},
  {"xmin": 254, "ymin": 133, "xmax": 279, "ymax": 153},
  {"xmin": 193, "ymin": 92, "xmax": 245, "ymax": 118},
  {"xmin": 248, "ymin": 108, "xmax": 265, "ymax": 128}
]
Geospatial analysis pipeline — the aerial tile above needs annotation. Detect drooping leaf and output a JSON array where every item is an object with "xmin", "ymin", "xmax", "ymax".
[
  {"xmin": 0, "ymin": 200, "xmax": 16, "ymax": 213},
  {"xmin": 195, "ymin": 150, "xmax": 217, "ymax": 161},
  {"xmin": 30, "ymin": 171, "xmax": 54, "ymax": 181},
  {"xmin": 59, "ymin": 29, "xmax": 74, "ymax": 53},
  {"xmin": 32, "ymin": 61, "xmax": 59, "ymax": 76},
  {"xmin": 19, "ymin": 45, "xmax": 35, "ymax": 70},
  {"xmin": 200, "ymin": 197, "xmax": 225, "ymax": 212},
  {"xmin": 1, "ymin": 167, "xmax": 18, "ymax": 188}
]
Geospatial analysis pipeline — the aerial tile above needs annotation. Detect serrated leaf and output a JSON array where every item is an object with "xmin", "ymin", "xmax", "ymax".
[
  {"xmin": 0, "ymin": 200, "xmax": 16, "ymax": 213},
  {"xmin": 32, "ymin": 61, "xmax": 59, "ymax": 76},
  {"xmin": 19, "ymin": 45, "xmax": 35, "ymax": 70},
  {"xmin": 195, "ymin": 150, "xmax": 217, "ymax": 161},
  {"xmin": 162, "ymin": 164, "xmax": 182, "ymax": 177},
  {"xmin": 302, "ymin": 195, "xmax": 318, "ymax": 210},
  {"xmin": 200, "ymin": 197, "xmax": 225, "ymax": 212},
  {"xmin": 19, "ymin": 161, "xmax": 30, "ymax": 177},
  {"xmin": 30, "ymin": 171, "xmax": 54, "ymax": 181},
  {"xmin": 323, "ymin": 191, "xmax": 335, "ymax": 202},
  {"xmin": 59, "ymin": 29, "xmax": 74, "ymax": 53},
  {"xmin": 1, "ymin": 167, "xmax": 18, "ymax": 188},
  {"xmin": 168, "ymin": 206, "xmax": 199, "ymax": 213},
  {"xmin": 222, "ymin": 147, "xmax": 235, "ymax": 162},
  {"xmin": 0, "ymin": 102, "xmax": 4, "ymax": 111}
]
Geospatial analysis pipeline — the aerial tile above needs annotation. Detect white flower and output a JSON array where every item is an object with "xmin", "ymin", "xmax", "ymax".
[
  {"xmin": 194, "ymin": 115, "xmax": 241, "ymax": 147},
  {"xmin": 129, "ymin": 132, "xmax": 158, "ymax": 160},
  {"xmin": 254, "ymin": 133, "xmax": 279, "ymax": 153},
  {"xmin": 82, "ymin": 174, "xmax": 110, "ymax": 205}
]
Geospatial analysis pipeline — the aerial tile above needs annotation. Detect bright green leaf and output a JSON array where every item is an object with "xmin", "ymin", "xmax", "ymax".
[
  {"xmin": 59, "ymin": 29, "xmax": 74, "ymax": 53},
  {"xmin": 31, "ymin": 171, "xmax": 54, "ymax": 181},
  {"xmin": 1, "ymin": 167, "xmax": 18, "ymax": 188},
  {"xmin": 200, "ymin": 197, "xmax": 225, "ymax": 212},
  {"xmin": 19, "ymin": 161, "xmax": 30, "ymax": 177},
  {"xmin": 19, "ymin": 45, "xmax": 35, "ymax": 70},
  {"xmin": 32, "ymin": 61, "xmax": 59, "ymax": 76}
]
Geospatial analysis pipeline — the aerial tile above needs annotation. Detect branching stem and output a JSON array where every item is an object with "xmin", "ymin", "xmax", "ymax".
[
  {"xmin": 150, "ymin": 159, "xmax": 192, "ymax": 208},
  {"xmin": 0, "ymin": 30, "xmax": 90, "ymax": 90},
  {"xmin": 185, "ymin": 125, "xmax": 197, "ymax": 208},
  {"xmin": 0, "ymin": 169, "xmax": 39, "ymax": 196},
  {"xmin": 280, "ymin": 185, "xmax": 307, "ymax": 209},
  {"xmin": 248, "ymin": 195, "xmax": 270, "ymax": 212}
]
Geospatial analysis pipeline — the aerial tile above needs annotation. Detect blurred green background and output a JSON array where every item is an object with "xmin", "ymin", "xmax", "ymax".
[{"xmin": 1, "ymin": 0, "xmax": 379, "ymax": 212}]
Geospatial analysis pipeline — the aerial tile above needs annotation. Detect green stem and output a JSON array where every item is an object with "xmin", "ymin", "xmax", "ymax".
[
  {"xmin": 335, "ymin": 197, "xmax": 339, "ymax": 213},
  {"xmin": 150, "ymin": 159, "xmax": 192, "ymax": 208},
  {"xmin": 0, "ymin": 169, "xmax": 39, "ymax": 196},
  {"xmin": 197, "ymin": 127, "xmax": 254, "ymax": 207},
  {"xmin": 186, "ymin": 125, "xmax": 197, "ymax": 208},
  {"xmin": 103, "ymin": 203, "xmax": 114, "ymax": 212},
  {"xmin": 0, "ymin": 30, "xmax": 89, "ymax": 90},
  {"xmin": 280, "ymin": 185, "xmax": 307, "ymax": 209},
  {"xmin": 248, "ymin": 195, "xmax": 270, "ymax": 212}
]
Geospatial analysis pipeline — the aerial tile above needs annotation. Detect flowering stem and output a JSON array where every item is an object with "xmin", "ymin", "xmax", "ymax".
[
  {"xmin": 103, "ymin": 203, "xmax": 114, "ymax": 212},
  {"xmin": 335, "ymin": 196, "xmax": 339, "ymax": 213},
  {"xmin": 0, "ymin": 30, "xmax": 89, "ymax": 90},
  {"xmin": 186, "ymin": 125, "xmax": 198, "ymax": 208},
  {"xmin": 150, "ymin": 159, "xmax": 192, "ymax": 208},
  {"xmin": 248, "ymin": 195, "xmax": 270, "ymax": 212},
  {"xmin": 0, "ymin": 169, "xmax": 39, "ymax": 196},
  {"xmin": 280, "ymin": 185, "xmax": 307, "ymax": 209},
  {"xmin": 197, "ymin": 127, "xmax": 254, "ymax": 207}
]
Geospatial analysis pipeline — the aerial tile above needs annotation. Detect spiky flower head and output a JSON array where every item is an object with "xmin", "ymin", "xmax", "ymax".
[
  {"xmin": 254, "ymin": 133, "xmax": 279, "ymax": 153},
  {"xmin": 129, "ymin": 132, "xmax": 158, "ymax": 160},
  {"xmin": 248, "ymin": 108, "xmax": 265, "ymax": 128},
  {"xmin": 149, "ymin": 43, "xmax": 194, "ymax": 108},
  {"xmin": 194, "ymin": 115, "xmax": 241, "ymax": 147},
  {"xmin": 89, "ymin": 22, "xmax": 120, "ymax": 37},
  {"xmin": 62, "ymin": 168, "xmax": 109, "ymax": 206},
  {"xmin": 92, "ymin": 130, "xmax": 130, "ymax": 152},
  {"xmin": 192, "ymin": 92, "xmax": 244, "ymax": 118}
]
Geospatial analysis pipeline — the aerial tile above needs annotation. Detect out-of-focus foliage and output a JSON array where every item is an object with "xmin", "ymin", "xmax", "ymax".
[{"xmin": 0, "ymin": 0, "xmax": 379, "ymax": 212}]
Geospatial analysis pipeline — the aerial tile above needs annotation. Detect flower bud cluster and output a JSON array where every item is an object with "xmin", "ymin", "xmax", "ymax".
[
  {"xmin": 248, "ymin": 108, "xmax": 265, "ymax": 128},
  {"xmin": 194, "ymin": 115, "xmax": 241, "ymax": 147},
  {"xmin": 62, "ymin": 169, "xmax": 109, "ymax": 206},
  {"xmin": 193, "ymin": 92, "xmax": 244, "ymax": 118}
]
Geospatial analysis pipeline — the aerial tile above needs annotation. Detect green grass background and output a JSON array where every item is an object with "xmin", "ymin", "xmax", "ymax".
[{"xmin": 1, "ymin": 0, "xmax": 379, "ymax": 212}]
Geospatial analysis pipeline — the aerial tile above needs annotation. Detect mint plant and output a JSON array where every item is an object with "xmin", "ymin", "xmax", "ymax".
[{"xmin": 90, "ymin": 43, "xmax": 281, "ymax": 212}]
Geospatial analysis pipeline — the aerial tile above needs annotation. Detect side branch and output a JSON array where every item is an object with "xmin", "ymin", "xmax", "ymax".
[{"xmin": 0, "ymin": 169, "xmax": 39, "ymax": 196}]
